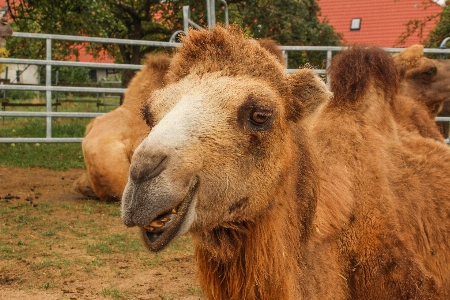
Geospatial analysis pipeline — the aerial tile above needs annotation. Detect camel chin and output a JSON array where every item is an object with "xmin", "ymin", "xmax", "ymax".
[{"xmin": 123, "ymin": 176, "xmax": 199, "ymax": 252}]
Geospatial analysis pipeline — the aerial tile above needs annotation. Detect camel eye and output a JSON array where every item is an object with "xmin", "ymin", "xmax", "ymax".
[
  {"xmin": 420, "ymin": 66, "xmax": 437, "ymax": 82},
  {"xmin": 250, "ymin": 110, "xmax": 272, "ymax": 125}
]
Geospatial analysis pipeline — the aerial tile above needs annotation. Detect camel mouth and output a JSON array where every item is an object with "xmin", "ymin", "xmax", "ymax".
[{"xmin": 139, "ymin": 176, "xmax": 199, "ymax": 252}]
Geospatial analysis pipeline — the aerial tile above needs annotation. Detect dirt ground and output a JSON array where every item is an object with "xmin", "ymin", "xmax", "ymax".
[{"xmin": 0, "ymin": 167, "xmax": 201, "ymax": 300}]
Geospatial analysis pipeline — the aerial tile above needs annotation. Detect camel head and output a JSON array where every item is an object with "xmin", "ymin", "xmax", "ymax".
[
  {"xmin": 393, "ymin": 44, "xmax": 450, "ymax": 116},
  {"xmin": 121, "ymin": 26, "xmax": 328, "ymax": 252},
  {"xmin": 0, "ymin": 15, "xmax": 12, "ymax": 47}
]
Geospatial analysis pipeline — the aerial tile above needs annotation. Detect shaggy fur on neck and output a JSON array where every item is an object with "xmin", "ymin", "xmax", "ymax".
[{"xmin": 192, "ymin": 126, "xmax": 318, "ymax": 300}]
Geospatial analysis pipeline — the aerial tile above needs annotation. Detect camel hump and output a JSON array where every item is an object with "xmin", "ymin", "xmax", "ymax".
[
  {"xmin": 328, "ymin": 45, "xmax": 398, "ymax": 105},
  {"xmin": 142, "ymin": 52, "xmax": 171, "ymax": 73}
]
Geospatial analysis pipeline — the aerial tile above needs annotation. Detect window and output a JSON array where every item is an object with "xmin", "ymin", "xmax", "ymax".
[{"xmin": 350, "ymin": 18, "xmax": 361, "ymax": 31}]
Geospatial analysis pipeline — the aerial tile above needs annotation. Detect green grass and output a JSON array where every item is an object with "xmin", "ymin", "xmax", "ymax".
[
  {"xmin": 100, "ymin": 286, "xmax": 136, "ymax": 300},
  {"xmin": 0, "ymin": 98, "xmax": 104, "ymax": 170},
  {"xmin": 0, "ymin": 143, "xmax": 85, "ymax": 170}
]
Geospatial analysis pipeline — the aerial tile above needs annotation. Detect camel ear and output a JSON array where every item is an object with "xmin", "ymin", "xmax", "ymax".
[
  {"xmin": 393, "ymin": 44, "xmax": 424, "ymax": 76},
  {"xmin": 395, "ymin": 44, "xmax": 424, "ymax": 61},
  {"xmin": 288, "ymin": 69, "xmax": 331, "ymax": 120}
]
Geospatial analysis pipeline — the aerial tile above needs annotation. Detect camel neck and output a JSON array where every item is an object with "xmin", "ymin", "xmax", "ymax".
[
  {"xmin": 193, "ymin": 202, "xmax": 303, "ymax": 300},
  {"xmin": 191, "ymin": 129, "xmax": 317, "ymax": 300}
]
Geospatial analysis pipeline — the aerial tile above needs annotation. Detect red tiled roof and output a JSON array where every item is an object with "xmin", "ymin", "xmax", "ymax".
[
  {"xmin": 66, "ymin": 45, "xmax": 115, "ymax": 64},
  {"xmin": 318, "ymin": 0, "xmax": 444, "ymax": 47}
]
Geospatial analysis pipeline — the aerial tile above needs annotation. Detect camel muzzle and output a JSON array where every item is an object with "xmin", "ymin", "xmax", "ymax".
[{"xmin": 138, "ymin": 175, "xmax": 200, "ymax": 252}]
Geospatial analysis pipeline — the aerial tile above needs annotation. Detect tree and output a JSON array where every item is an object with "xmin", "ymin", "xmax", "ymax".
[
  {"xmin": 395, "ymin": 1, "xmax": 450, "ymax": 49},
  {"xmin": 4, "ymin": 0, "xmax": 341, "ymax": 87},
  {"xmin": 232, "ymin": 0, "xmax": 342, "ymax": 68},
  {"xmin": 5, "ymin": 0, "xmax": 179, "ymax": 90},
  {"xmin": 424, "ymin": 3, "xmax": 450, "ymax": 48}
]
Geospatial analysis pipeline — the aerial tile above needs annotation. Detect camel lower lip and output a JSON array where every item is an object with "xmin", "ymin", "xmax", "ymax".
[{"xmin": 140, "ymin": 176, "xmax": 199, "ymax": 252}]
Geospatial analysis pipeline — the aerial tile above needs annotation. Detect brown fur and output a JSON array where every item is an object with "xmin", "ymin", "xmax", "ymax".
[
  {"xmin": 393, "ymin": 45, "xmax": 450, "ymax": 140},
  {"xmin": 0, "ymin": 16, "xmax": 12, "ymax": 47},
  {"xmin": 438, "ymin": 100, "xmax": 450, "ymax": 138},
  {"xmin": 257, "ymin": 38, "xmax": 286, "ymax": 66},
  {"xmin": 73, "ymin": 53, "xmax": 171, "ymax": 201},
  {"xmin": 73, "ymin": 40, "xmax": 286, "ymax": 201},
  {"xmin": 122, "ymin": 27, "xmax": 450, "ymax": 299},
  {"xmin": 329, "ymin": 45, "xmax": 399, "ymax": 106}
]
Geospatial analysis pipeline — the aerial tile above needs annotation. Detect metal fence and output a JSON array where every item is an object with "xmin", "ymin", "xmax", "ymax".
[{"xmin": 1, "ymin": 32, "xmax": 450, "ymax": 143}]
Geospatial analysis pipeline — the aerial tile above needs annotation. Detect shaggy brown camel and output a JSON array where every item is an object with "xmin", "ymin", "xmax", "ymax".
[
  {"xmin": 393, "ymin": 44, "xmax": 450, "ymax": 140},
  {"xmin": 122, "ymin": 26, "xmax": 450, "ymax": 299},
  {"xmin": 73, "ymin": 53, "xmax": 171, "ymax": 201},
  {"xmin": 0, "ymin": 16, "xmax": 12, "ymax": 47}
]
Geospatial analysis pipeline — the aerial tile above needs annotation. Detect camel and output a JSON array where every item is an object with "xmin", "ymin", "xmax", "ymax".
[
  {"xmin": 73, "ymin": 40, "xmax": 286, "ymax": 202},
  {"xmin": 256, "ymin": 38, "xmax": 286, "ymax": 66},
  {"xmin": 393, "ymin": 44, "xmax": 450, "ymax": 141},
  {"xmin": 73, "ymin": 53, "xmax": 171, "ymax": 201},
  {"xmin": 0, "ymin": 15, "xmax": 13, "ymax": 47},
  {"xmin": 121, "ymin": 26, "xmax": 450, "ymax": 299}
]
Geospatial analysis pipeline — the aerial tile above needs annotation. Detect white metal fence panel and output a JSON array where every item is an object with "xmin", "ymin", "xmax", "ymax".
[{"xmin": 0, "ymin": 32, "xmax": 449, "ymax": 143}]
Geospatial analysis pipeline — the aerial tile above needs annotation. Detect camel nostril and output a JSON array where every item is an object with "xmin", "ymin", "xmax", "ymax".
[
  {"xmin": 147, "ymin": 155, "xmax": 168, "ymax": 179},
  {"xmin": 130, "ymin": 154, "xmax": 168, "ymax": 184}
]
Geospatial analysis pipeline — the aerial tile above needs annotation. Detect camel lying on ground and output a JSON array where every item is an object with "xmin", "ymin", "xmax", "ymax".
[
  {"xmin": 393, "ymin": 44, "xmax": 450, "ymax": 140},
  {"xmin": 122, "ymin": 26, "xmax": 450, "ymax": 299},
  {"xmin": 73, "ymin": 53, "xmax": 171, "ymax": 201},
  {"xmin": 74, "ymin": 40, "xmax": 286, "ymax": 201}
]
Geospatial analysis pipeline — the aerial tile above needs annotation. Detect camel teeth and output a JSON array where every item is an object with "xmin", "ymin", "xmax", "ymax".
[
  {"xmin": 150, "ymin": 220, "xmax": 165, "ymax": 228},
  {"xmin": 172, "ymin": 208, "xmax": 177, "ymax": 214},
  {"xmin": 142, "ymin": 225, "xmax": 155, "ymax": 232},
  {"xmin": 160, "ymin": 217, "xmax": 171, "ymax": 222}
]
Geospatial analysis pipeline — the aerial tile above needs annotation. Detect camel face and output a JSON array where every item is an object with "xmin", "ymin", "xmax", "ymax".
[
  {"xmin": 404, "ymin": 58, "xmax": 450, "ymax": 115},
  {"xmin": 122, "ymin": 73, "xmax": 297, "ymax": 251},
  {"xmin": 395, "ymin": 45, "xmax": 450, "ymax": 116}
]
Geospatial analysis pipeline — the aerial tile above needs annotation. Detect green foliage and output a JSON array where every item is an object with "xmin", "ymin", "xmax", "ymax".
[
  {"xmin": 171, "ymin": 0, "xmax": 342, "ymax": 68},
  {"xmin": 3, "ymin": 90, "xmax": 39, "ymax": 101},
  {"xmin": 4, "ymin": 0, "xmax": 342, "ymax": 86},
  {"xmin": 0, "ymin": 47, "xmax": 8, "ymax": 73},
  {"xmin": 39, "ymin": 66, "xmax": 93, "ymax": 85},
  {"xmin": 425, "ymin": 4, "xmax": 450, "ymax": 48},
  {"xmin": 396, "ymin": 2, "xmax": 449, "ymax": 49}
]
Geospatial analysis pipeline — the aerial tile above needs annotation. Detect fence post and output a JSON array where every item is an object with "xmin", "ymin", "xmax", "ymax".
[
  {"xmin": 206, "ymin": 0, "xmax": 216, "ymax": 28},
  {"xmin": 45, "ymin": 37, "xmax": 52, "ymax": 139},
  {"xmin": 326, "ymin": 50, "xmax": 332, "ymax": 87}
]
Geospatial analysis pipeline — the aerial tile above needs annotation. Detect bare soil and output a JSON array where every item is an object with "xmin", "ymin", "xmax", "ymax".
[{"xmin": 0, "ymin": 167, "xmax": 201, "ymax": 300}]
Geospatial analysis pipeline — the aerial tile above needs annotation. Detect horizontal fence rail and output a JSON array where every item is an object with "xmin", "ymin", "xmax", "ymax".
[{"xmin": 1, "ymin": 32, "xmax": 450, "ymax": 143}]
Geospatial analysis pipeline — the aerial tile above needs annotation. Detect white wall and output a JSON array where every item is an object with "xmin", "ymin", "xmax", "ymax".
[{"xmin": 0, "ymin": 64, "xmax": 40, "ymax": 84}]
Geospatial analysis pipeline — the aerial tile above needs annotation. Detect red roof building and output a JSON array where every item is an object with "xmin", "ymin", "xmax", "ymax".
[
  {"xmin": 318, "ymin": 0, "xmax": 444, "ymax": 47},
  {"xmin": 67, "ymin": 45, "xmax": 115, "ymax": 64}
]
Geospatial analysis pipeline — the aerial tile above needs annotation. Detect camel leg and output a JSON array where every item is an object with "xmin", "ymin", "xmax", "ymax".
[{"xmin": 73, "ymin": 172, "xmax": 99, "ymax": 199}]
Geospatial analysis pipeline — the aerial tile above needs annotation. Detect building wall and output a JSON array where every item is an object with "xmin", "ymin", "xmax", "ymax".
[{"xmin": 0, "ymin": 64, "xmax": 39, "ymax": 84}]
